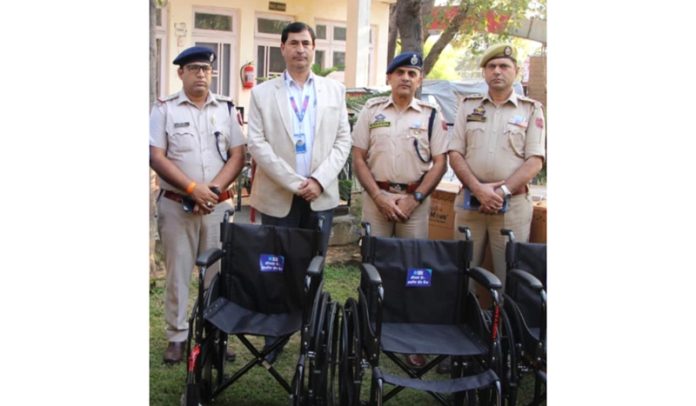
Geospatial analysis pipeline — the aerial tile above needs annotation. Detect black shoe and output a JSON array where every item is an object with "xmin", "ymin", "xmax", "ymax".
[{"xmin": 163, "ymin": 341, "xmax": 185, "ymax": 364}]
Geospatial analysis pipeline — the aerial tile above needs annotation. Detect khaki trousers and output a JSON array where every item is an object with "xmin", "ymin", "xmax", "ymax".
[
  {"xmin": 361, "ymin": 191, "xmax": 431, "ymax": 238},
  {"xmin": 157, "ymin": 195, "xmax": 233, "ymax": 342},
  {"xmin": 454, "ymin": 194, "xmax": 533, "ymax": 290}
]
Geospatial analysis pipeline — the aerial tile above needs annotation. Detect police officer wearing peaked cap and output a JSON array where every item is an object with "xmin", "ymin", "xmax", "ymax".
[
  {"xmin": 448, "ymin": 43, "xmax": 546, "ymax": 292},
  {"xmin": 150, "ymin": 45, "xmax": 246, "ymax": 363},
  {"xmin": 172, "ymin": 45, "xmax": 216, "ymax": 66},
  {"xmin": 352, "ymin": 52, "xmax": 450, "ymax": 367}
]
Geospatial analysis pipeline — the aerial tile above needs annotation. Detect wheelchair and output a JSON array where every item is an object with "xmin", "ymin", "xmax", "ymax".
[
  {"xmin": 338, "ymin": 223, "xmax": 504, "ymax": 406},
  {"xmin": 498, "ymin": 229, "xmax": 546, "ymax": 406},
  {"xmin": 182, "ymin": 208, "xmax": 340, "ymax": 406}
]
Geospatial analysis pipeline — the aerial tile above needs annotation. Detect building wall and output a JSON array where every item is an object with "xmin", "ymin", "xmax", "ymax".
[{"xmin": 160, "ymin": 0, "xmax": 390, "ymax": 111}]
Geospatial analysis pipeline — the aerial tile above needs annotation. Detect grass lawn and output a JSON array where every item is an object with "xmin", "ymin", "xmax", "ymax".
[{"xmin": 150, "ymin": 260, "xmax": 544, "ymax": 405}]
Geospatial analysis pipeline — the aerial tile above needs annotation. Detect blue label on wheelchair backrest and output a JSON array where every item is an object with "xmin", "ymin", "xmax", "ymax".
[
  {"xmin": 406, "ymin": 268, "xmax": 432, "ymax": 287},
  {"xmin": 259, "ymin": 254, "xmax": 285, "ymax": 272}
]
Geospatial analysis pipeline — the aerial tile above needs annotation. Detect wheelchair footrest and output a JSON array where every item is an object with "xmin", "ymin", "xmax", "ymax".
[{"xmin": 381, "ymin": 369, "xmax": 498, "ymax": 394}]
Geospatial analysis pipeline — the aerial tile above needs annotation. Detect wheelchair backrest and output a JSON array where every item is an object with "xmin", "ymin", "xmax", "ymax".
[
  {"xmin": 361, "ymin": 235, "xmax": 472, "ymax": 325},
  {"xmin": 219, "ymin": 222, "xmax": 320, "ymax": 314},
  {"xmin": 506, "ymin": 241, "xmax": 546, "ymax": 287}
]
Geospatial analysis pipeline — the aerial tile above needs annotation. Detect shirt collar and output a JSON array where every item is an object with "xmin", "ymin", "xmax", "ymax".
[
  {"xmin": 284, "ymin": 70, "xmax": 315, "ymax": 89},
  {"xmin": 386, "ymin": 95, "xmax": 421, "ymax": 112},
  {"xmin": 483, "ymin": 89, "xmax": 518, "ymax": 107},
  {"xmin": 177, "ymin": 90, "xmax": 216, "ymax": 107}
]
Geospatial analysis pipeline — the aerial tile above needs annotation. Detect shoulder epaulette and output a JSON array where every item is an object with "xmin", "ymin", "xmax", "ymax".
[
  {"xmin": 364, "ymin": 96, "xmax": 389, "ymax": 107},
  {"xmin": 157, "ymin": 93, "xmax": 178, "ymax": 103},
  {"xmin": 215, "ymin": 94, "xmax": 233, "ymax": 103},
  {"xmin": 517, "ymin": 94, "xmax": 543, "ymax": 108},
  {"xmin": 462, "ymin": 94, "xmax": 483, "ymax": 101},
  {"xmin": 416, "ymin": 99, "xmax": 437, "ymax": 110}
]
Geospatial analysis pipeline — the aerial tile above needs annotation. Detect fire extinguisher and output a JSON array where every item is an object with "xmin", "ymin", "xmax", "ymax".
[{"xmin": 240, "ymin": 62, "xmax": 255, "ymax": 89}]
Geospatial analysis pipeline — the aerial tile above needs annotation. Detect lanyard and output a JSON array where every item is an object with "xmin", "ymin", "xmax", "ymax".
[{"xmin": 289, "ymin": 94, "xmax": 310, "ymax": 123}]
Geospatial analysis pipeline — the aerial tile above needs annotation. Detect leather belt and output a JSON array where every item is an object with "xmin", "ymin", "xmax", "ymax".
[
  {"xmin": 376, "ymin": 181, "xmax": 420, "ymax": 194},
  {"xmin": 163, "ymin": 189, "xmax": 232, "ymax": 204},
  {"xmin": 511, "ymin": 185, "xmax": 529, "ymax": 196}
]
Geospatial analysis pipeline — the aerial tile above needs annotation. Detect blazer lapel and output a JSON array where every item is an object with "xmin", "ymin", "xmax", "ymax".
[
  {"xmin": 273, "ymin": 78, "xmax": 295, "ymax": 143},
  {"xmin": 313, "ymin": 76, "xmax": 325, "ymax": 136}
]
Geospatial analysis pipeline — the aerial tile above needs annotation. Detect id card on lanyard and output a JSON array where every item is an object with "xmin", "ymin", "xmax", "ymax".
[{"xmin": 290, "ymin": 94, "xmax": 310, "ymax": 155}]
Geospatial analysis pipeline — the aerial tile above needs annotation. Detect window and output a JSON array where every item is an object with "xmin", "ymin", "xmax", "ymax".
[
  {"xmin": 314, "ymin": 20, "xmax": 346, "ymax": 72},
  {"xmin": 194, "ymin": 12, "xmax": 233, "ymax": 31},
  {"xmin": 154, "ymin": 6, "xmax": 167, "ymax": 97},
  {"xmin": 192, "ymin": 8, "xmax": 238, "ymax": 96},
  {"xmin": 254, "ymin": 14, "xmax": 293, "ymax": 81}
]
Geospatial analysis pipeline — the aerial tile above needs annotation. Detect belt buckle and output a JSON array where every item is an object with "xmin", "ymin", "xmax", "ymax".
[{"xmin": 388, "ymin": 183, "xmax": 403, "ymax": 193}]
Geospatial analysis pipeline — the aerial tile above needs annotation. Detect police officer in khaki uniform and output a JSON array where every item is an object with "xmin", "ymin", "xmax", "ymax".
[
  {"xmin": 448, "ymin": 43, "xmax": 546, "ymax": 289},
  {"xmin": 353, "ymin": 52, "xmax": 449, "ymax": 240},
  {"xmin": 352, "ymin": 52, "xmax": 449, "ymax": 369},
  {"xmin": 150, "ymin": 46, "xmax": 246, "ymax": 363}
]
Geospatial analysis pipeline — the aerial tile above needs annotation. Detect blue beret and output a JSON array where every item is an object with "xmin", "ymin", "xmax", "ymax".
[
  {"xmin": 172, "ymin": 46, "xmax": 216, "ymax": 66},
  {"xmin": 386, "ymin": 52, "xmax": 423, "ymax": 74}
]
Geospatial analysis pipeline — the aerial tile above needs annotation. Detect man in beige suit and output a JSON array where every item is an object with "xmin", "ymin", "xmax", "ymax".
[{"xmin": 247, "ymin": 21, "xmax": 351, "ymax": 362}]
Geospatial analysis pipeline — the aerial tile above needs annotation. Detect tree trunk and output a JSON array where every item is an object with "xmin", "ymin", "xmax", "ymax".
[
  {"xmin": 387, "ymin": 3, "xmax": 399, "ymax": 64},
  {"xmin": 396, "ymin": 0, "xmax": 423, "ymax": 54},
  {"xmin": 422, "ymin": 3, "xmax": 470, "ymax": 77},
  {"xmin": 420, "ymin": 0, "xmax": 435, "ymax": 43}
]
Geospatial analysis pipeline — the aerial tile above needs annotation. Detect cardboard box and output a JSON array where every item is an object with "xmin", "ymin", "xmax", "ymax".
[
  {"xmin": 428, "ymin": 181, "xmax": 461, "ymax": 240},
  {"xmin": 530, "ymin": 200, "xmax": 547, "ymax": 243}
]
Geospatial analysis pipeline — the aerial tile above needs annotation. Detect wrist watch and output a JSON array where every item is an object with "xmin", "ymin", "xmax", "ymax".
[
  {"xmin": 413, "ymin": 191, "xmax": 425, "ymax": 203},
  {"xmin": 500, "ymin": 184, "xmax": 512, "ymax": 198}
]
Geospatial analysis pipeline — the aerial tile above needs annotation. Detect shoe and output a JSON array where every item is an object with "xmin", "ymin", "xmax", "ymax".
[
  {"xmin": 163, "ymin": 341, "xmax": 185, "ymax": 364},
  {"xmin": 405, "ymin": 354, "xmax": 427, "ymax": 368},
  {"xmin": 436, "ymin": 357, "xmax": 451, "ymax": 374},
  {"xmin": 225, "ymin": 347, "xmax": 236, "ymax": 362},
  {"xmin": 264, "ymin": 345, "xmax": 284, "ymax": 364}
]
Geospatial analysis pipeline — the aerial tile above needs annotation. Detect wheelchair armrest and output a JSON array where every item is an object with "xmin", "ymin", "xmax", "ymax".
[
  {"xmin": 469, "ymin": 266, "xmax": 502, "ymax": 290},
  {"xmin": 196, "ymin": 248, "xmax": 224, "ymax": 267},
  {"xmin": 360, "ymin": 263, "xmax": 383, "ymax": 286},
  {"xmin": 307, "ymin": 255, "xmax": 325, "ymax": 277},
  {"xmin": 509, "ymin": 268, "xmax": 544, "ymax": 291}
]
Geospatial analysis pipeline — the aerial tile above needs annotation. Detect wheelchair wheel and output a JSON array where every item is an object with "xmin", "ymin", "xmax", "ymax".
[
  {"xmin": 324, "ymin": 301, "xmax": 341, "ymax": 406},
  {"xmin": 499, "ymin": 305, "xmax": 519, "ymax": 406},
  {"xmin": 338, "ymin": 298, "xmax": 363, "ymax": 406},
  {"xmin": 185, "ymin": 274, "xmax": 226, "ymax": 405}
]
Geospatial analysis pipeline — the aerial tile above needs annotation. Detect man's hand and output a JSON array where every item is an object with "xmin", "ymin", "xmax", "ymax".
[
  {"xmin": 374, "ymin": 192, "xmax": 408, "ymax": 222},
  {"xmin": 190, "ymin": 184, "xmax": 218, "ymax": 214},
  {"xmin": 298, "ymin": 178, "xmax": 322, "ymax": 202},
  {"xmin": 395, "ymin": 194, "xmax": 419, "ymax": 219},
  {"xmin": 474, "ymin": 180, "xmax": 505, "ymax": 214}
]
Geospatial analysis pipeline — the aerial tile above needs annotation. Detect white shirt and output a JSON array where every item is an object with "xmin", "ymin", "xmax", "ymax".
[{"xmin": 283, "ymin": 70, "xmax": 317, "ymax": 177}]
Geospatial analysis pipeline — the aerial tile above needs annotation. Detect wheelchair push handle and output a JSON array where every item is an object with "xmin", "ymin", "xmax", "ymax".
[
  {"xmin": 223, "ymin": 207, "xmax": 236, "ymax": 223},
  {"xmin": 360, "ymin": 222, "xmax": 372, "ymax": 236},
  {"xmin": 500, "ymin": 228, "xmax": 516, "ymax": 241},
  {"xmin": 457, "ymin": 226, "xmax": 472, "ymax": 240}
]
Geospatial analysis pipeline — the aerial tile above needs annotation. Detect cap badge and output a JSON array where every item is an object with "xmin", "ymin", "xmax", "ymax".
[
  {"xmin": 411, "ymin": 54, "xmax": 418, "ymax": 65},
  {"xmin": 504, "ymin": 46, "xmax": 512, "ymax": 56}
]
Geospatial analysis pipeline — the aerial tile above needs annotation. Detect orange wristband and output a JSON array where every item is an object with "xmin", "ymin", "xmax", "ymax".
[{"xmin": 185, "ymin": 181, "xmax": 197, "ymax": 195}]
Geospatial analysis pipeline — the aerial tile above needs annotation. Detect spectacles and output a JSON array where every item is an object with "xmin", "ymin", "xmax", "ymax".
[{"xmin": 184, "ymin": 64, "xmax": 212, "ymax": 73}]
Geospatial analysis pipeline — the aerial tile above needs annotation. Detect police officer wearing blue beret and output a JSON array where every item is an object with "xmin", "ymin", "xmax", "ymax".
[
  {"xmin": 150, "ymin": 46, "xmax": 246, "ymax": 363},
  {"xmin": 352, "ymin": 52, "xmax": 450, "ymax": 368}
]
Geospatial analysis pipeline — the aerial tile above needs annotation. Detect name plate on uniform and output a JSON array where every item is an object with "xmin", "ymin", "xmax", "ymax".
[
  {"xmin": 259, "ymin": 254, "xmax": 285, "ymax": 272},
  {"xmin": 406, "ymin": 268, "xmax": 432, "ymax": 287}
]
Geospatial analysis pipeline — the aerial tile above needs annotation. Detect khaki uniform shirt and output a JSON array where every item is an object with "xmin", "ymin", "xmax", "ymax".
[
  {"xmin": 352, "ymin": 96, "xmax": 449, "ymax": 184},
  {"xmin": 449, "ymin": 91, "xmax": 545, "ymax": 182},
  {"xmin": 149, "ymin": 90, "xmax": 246, "ymax": 193}
]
